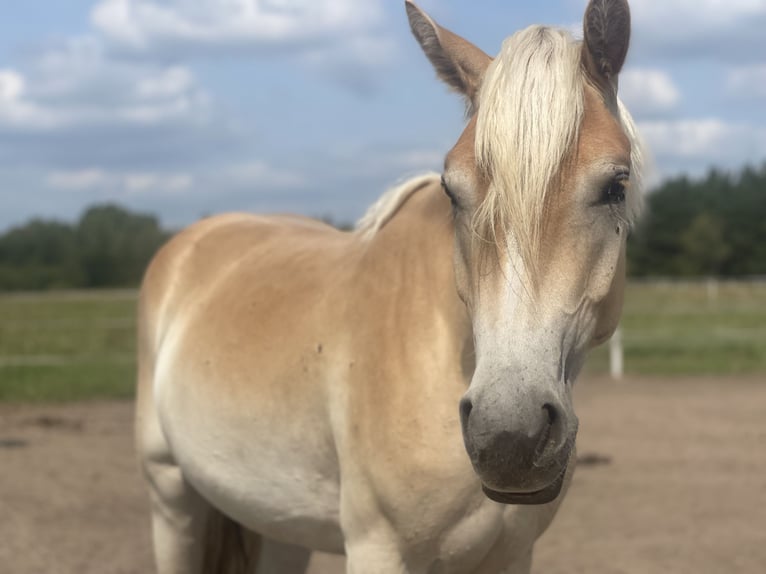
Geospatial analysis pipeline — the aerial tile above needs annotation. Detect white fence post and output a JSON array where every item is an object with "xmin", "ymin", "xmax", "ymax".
[
  {"xmin": 706, "ymin": 277, "xmax": 719, "ymax": 306},
  {"xmin": 610, "ymin": 327, "xmax": 624, "ymax": 381}
]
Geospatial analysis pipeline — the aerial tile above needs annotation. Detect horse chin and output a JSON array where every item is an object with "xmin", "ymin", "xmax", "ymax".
[{"xmin": 480, "ymin": 462, "xmax": 568, "ymax": 505}]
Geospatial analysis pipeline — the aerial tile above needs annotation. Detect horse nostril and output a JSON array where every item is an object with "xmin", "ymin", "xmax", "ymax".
[
  {"xmin": 533, "ymin": 402, "xmax": 563, "ymax": 463},
  {"xmin": 459, "ymin": 397, "xmax": 473, "ymax": 427},
  {"xmin": 542, "ymin": 402, "xmax": 558, "ymax": 426}
]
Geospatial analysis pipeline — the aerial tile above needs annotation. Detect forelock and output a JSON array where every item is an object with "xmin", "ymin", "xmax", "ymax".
[{"xmin": 474, "ymin": 26, "xmax": 585, "ymax": 276}]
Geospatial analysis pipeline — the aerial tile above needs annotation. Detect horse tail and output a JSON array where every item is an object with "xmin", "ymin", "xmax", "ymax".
[{"xmin": 201, "ymin": 508, "xmax": 261, "ymax": 574}]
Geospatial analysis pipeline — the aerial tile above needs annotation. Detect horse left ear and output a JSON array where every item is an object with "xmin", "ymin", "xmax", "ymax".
[
  {"xmin": 582, "ymin": 0, "xmax": 631, "ymax": 92},
  {"xmin": 406, "ymin": 0, "xmax": 492, "ymax": 114}
]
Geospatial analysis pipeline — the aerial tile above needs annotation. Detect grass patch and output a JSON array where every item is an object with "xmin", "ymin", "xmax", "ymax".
[
  {"xmin": 0, "ymin": 361, "xmax": 136, "ymax": 402},
  {"xmin": 0, "ymin": 291, "xmax": 137, "ymax": 402},
  {"xmin": 585, "ymin": 280, "xmax": 766, "ymax": 375}
]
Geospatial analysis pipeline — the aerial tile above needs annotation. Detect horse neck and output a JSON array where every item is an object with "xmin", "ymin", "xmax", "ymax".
[{"xmin": 356, "ymin": 183, "xmax": 473, "ymax": 364}]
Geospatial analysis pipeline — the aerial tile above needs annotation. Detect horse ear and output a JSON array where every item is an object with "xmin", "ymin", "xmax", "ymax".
[
  {"xmin": 582, "ymin": 0, "xmax": 631, "ymax": 92},
  {"xmin": 405, "ymin": 0, "xmax": 492, "ymax": 114}
]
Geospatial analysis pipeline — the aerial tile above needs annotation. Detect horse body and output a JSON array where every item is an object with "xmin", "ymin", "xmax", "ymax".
[
  {"xmin": 138, "ymin": 1, "xmax": 643, "ymax": 572},
  {"xmin": 138, "ymin": 179, "xmax": 566, "ymax": 572}
]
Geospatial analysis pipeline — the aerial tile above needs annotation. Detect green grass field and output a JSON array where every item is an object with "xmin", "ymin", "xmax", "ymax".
[
  {"xmin": 1, "ymin": 281, "xmax": 764, "ymax": 402},
  {"xmin": 0, "ymin": 291, "xmax": 136, "ymax": 401},
  {"xmin": 585, "ymin": 280, "xmax": 766, "ymax": 376}
]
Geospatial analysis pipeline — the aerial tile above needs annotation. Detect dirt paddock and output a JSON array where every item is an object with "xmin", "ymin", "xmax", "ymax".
[{"xmin": 1, "ymin": 376, "xmax": 765, "ymax": 573}]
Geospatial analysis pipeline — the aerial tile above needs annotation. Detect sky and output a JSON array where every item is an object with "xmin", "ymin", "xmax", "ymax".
[{"xmin": 1, "ymin": 0, "xmax": 765, "ymax": 231}]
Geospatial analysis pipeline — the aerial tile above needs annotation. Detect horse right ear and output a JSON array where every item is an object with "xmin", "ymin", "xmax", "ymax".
[
  {"xmin": 582, "ymin": 0, "xmax": 631, "ymax": 93},
  {"xmin": 405, "ymin": 0, "xmax": 492, "ymax": 114}
]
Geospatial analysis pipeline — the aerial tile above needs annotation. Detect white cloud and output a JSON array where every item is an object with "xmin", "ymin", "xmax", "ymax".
[
  {"xmin": 0, "ymin": 38, "xmax": 210, "ymax": 133},
  {"xmin": 620, "ymin": 68, "xmax": 681, "ymax": 117},
  {"xmin": 639, "ymin": 118, "xmax": 766, "ymax": 176},
  {"xmin": 0, "ymin": 70, "xmax": 24, "ymax": 101},
  {"xmin": 135, "ymin": 66, "xmax": 194, "ymax": 99},
  {"xmin": 46, "ymin": 169, "xmax": 109, "ymax": 190},
  {"xmin": 318, "ymin": 144, "xmax": 445, "ymax": 181},
  {"xmin": 124, "ymin": 172, "xmax": 193, "ymax": 193},
  {"xmin": 47, "ymin": 168, "xmax": 193, "ymax": 195},
  {"xmin": 727, "ymin": 64, "xmax": 766, "ymax": 99},
  {"xmin": 0, "ymin": 69, "xmax": 62, "ymax": 130},
  {"xmin": 642, "ymin": 119, "xmax": 741, "ymax": 159},
  {"xmin": 89, "ymin": 0, "xmax": 396, "ymax": 93},
  {"xmin": 222, "ymin": 161, "xmax": 306, "ymax": 189},
  {"xmin": 92, "ymin": 0, "xmax": 389, "ymax": 55}
]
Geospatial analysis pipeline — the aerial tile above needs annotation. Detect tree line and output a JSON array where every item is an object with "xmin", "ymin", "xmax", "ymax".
[
  {"xmin": 627, "ymin": 164, "xmax": 766, "ymax": 277},
  {"xmin": 0, "ymin": 163, "xmax": 764, "ymax": 290},
  {"xmin": 0, "ymin": 205, "xmax": 169, "ymax": 290}
]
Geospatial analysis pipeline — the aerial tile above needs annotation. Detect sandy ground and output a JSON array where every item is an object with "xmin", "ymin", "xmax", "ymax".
[{"xmin": 1, "ymin": 376, "xmax": 765, "ymax": 573}]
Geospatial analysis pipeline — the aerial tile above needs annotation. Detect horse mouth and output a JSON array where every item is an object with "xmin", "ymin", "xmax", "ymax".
[{"xmin": 480, "ymin": 463, "xmax": 568, "ymax": 505}]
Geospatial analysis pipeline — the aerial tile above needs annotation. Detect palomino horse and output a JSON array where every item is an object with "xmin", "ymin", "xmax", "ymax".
[{"xmin": 137, "ymin": 0, "xmax": 643, "ymax": 572}]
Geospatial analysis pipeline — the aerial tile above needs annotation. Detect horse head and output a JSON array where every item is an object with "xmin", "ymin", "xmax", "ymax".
[{"xmin": 407, "ymin": 0, "xmax": 643, "ymax": 504}]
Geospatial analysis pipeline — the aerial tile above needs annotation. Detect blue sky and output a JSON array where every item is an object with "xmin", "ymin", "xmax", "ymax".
[{"xmin": 1, "ymin": 0, "xmax": 765, "ymax": 231}]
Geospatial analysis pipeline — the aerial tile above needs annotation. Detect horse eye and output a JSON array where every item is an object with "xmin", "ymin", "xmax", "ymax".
[
  {"xmin": 441, "ymin": 175, "xmax": 458, "ymax": 208},
  {"xmin": 603, "ymin": 180, "xmax": 626, "ymax": 204}
]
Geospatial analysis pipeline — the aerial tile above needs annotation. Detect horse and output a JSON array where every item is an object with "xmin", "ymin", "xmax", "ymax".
[{"xmin": 136, "ymin": 0, "xmax": 643, "ymax": 572}]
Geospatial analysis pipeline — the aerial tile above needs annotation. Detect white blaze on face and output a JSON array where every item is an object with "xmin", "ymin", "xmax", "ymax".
[
  {"xmin": 470, "ymin": 243, "xmax": 570, "ymax": 402},
  {"xmin": 471, "ymin": 156, "xmax": 631, "ymax": 398}
]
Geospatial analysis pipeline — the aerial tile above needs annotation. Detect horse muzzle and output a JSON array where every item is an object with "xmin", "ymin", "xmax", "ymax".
[{"xmin": 459, "ymin": 389, "xmax": 578, "ymax": 505}]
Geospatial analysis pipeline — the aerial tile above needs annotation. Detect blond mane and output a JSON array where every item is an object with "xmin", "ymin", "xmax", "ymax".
[
  {"xmin": 474, "ymin": 25, "xmax": 644, "ymax": 273},
  {"xmin": 355, "ymin": 172, "xmax": 440, "ymax": 239}
]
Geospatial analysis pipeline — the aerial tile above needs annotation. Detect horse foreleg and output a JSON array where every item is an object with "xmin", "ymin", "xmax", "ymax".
[
  {"xmin": 137, "ymin": 369, "xmax": 219, "ymax": 573},
  {"xmin": 344, "ymin": 538, "xmax": 407, "ymax": 574},
  {"xmin": 145, "ymin": 456, "xmax": 212, "ymax": 574},
  {"xmin": 342, "ymin": 510, "xmax": 409, "ymax": 574}
]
